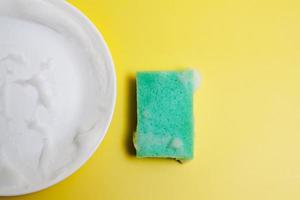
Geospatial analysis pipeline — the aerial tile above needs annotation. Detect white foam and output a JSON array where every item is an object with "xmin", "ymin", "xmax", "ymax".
[
  {"xmin": 192, "ymin": 69, "xmax": 201, "ymax": 91},
  {"xmin": 0, "ymin": 0, "xmax": 115, "ymax": 195},
  {"xmin": 170, "ymin": 138, "xmax": 183, "ymax": 150}
]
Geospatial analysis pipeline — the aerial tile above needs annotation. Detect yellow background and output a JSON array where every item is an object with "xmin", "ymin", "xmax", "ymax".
[{"xmin": 2, "ymin": 0, "xmax": 300, "ymax": 199}]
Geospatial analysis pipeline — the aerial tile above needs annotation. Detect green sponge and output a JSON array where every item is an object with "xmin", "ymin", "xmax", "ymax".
[{"xmin": 134, "ymin": 70, "xmax": 199, "ymax": 160}]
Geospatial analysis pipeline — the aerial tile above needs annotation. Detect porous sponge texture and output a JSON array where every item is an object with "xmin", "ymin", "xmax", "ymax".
[{"xmin": 134, "ymin": 70, "xmax": 196, "ymax": 159}]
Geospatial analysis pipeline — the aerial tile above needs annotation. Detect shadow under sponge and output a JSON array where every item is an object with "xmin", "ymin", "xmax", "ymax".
[{"xmin": 134, "ymin": 70, "xmax": 198, "ymax": 160}]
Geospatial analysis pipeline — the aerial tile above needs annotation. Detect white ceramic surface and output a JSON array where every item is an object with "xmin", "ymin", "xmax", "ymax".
[{"xmin": 0, "ymin": 0, "xmax": 116, "ymax": 196}]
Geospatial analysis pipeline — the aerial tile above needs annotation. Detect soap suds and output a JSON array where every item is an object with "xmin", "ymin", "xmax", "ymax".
[
  {"xmin": 138, "ymin": 132, "xmax": 172, "ymax": 151},
  {"xmin": 170, "ymin": 138, "xmax": 183, "ymax": 150},
  {"xmin": 177, "ymin": 69, "xmax": 201, "ymax": 91},
  {"xmin": 192, "ymin": 69, "xmax": 201, "ymax": 91},
  {"xmin": 142, "ymin": 110, "xmax": 150, "ymax": 118},
  {"xmin": 178, "ymin": 71, "xmax": 191, "ymax": 86},
  {"xmin": 0, "ymin": 53, "xmax": 26, "ymax": 65},
  {"xmin": 15, "ymin": 75, "xmax": 52, "ymax": 109},
  {"xmin": 0, "ymin": 3, "xmax": 114, "ymax": 194},
  {"xmin": 73, "ymin": 122, "xmax": 98, "ymax": 148}
]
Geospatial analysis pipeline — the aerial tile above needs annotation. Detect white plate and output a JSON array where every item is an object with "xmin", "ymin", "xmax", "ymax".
[{"xmin": 0, "ymin": 0, "xmax": 116, "ymax": 196}]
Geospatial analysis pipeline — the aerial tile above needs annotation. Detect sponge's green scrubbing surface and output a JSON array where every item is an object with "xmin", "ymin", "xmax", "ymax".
[{"xmin": 134, "ymin": 70, "xmax": 196, "ymax": 159}]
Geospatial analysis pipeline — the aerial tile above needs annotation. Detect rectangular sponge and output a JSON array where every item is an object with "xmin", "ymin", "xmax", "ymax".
[{"xmin": 134, "ymin": 70, "xmax": 198, "ymax": 159}]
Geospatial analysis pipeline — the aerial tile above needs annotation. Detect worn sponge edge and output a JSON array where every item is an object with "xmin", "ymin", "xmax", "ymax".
[{"xmin": 134, "ymin": 70, "xmax": 199, "ymax": 159}]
